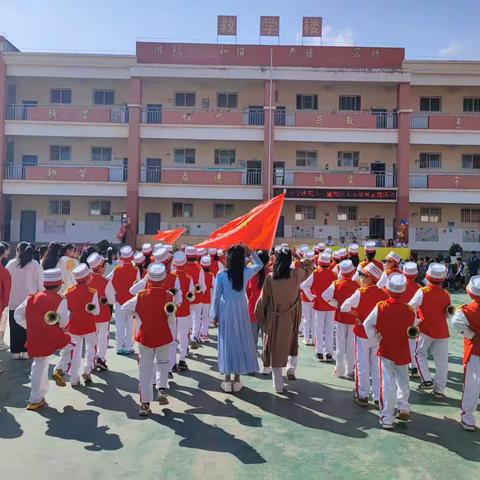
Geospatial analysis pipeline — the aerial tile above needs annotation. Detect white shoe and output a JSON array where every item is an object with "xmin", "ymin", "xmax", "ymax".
[
  {"xmin": 461, "ymin": 420, "xmax": 475, "ymax": 432},
  {"xmin": 12, "ymin": 353, "xmax": 22, "ymax": 360},
  {"xmin": 262, "ymin": 366, "xmax": 272, "ymax": 375},
  {"xmin": 221, "ymin": 381, "xmax": 233, "ymax": 393},
  {"xmin": 380, "ymin": 419, "xmax": 394, "ymax": 430},
  {"xmin": 21, "ymin": 352, "xmax": 30, "ymax": 360},
  {"xmin": 0, "ymin": 341, "xmax": 9, "ymax": 351},
  {"xmin": 232, "ymin": 381, "xmax": 243, "ymax": 392}
]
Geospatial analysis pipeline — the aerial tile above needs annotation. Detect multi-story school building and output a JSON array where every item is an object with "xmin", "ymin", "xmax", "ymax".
[{"xmin": 0, "ymin": 35, "xmax": 479, "ymax": 252}]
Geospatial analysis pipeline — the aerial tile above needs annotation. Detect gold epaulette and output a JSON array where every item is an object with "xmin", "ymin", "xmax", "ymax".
[
  {"xmin": 88, "ymin": 287, "xmax": 97, "ymax": 294},
  {"xmin": 64, "ymin": 285, "xmax": 75, "ymax": 295}
]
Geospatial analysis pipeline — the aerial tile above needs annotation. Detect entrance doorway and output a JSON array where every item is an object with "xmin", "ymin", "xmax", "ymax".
[
  {"xmin": 371, "ymin": 162, "xmax": 386, "ymax": 187},
  {"xmin": 20, "ymin": 210, "xmax": 36, "ymax": 243},
  {"xmin": 245, "ymin": 160, "xmax": 262, "ymax": 185},
  {"xmin": 369, "ymin": 218, "xmax": 385, "ymax": 240},
  {"xmin": 145, "ymin": 212, "xmax": 161, "ymax": 235}
]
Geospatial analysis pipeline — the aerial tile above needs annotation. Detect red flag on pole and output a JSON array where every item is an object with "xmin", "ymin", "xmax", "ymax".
[
  {"xmin": 196, "ymin": 192, "xmax": 285, "ymax": 250},
  {"xmin": 153, "ymin": 227, "xmax": 186, "ymax": 244}
]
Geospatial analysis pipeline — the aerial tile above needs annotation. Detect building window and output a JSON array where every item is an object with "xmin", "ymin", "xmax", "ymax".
[
  {"xmin": 463, "ymin": 97, "xmax": 480, "ymax": 113},
  {"xmin": 172, "ymin": 202, "xmax": 193, "ymax": 218},
  {"xmin": 214, "ymin": 203, "xmax": 235, "ymax": 218},
  {"xmin": 175, "ymin": 92, "xmax": 196, "ymax": 107},
  {"xmin": 296, "ymin": 94, "xmax": 318, "ymax": 110},
  {"xmin": 214, "ymin": 149, "xmax": 236, "ymax": 166},
  {"xmin": 93, "ymin": 89, "xmax": 115, "ymax": 105},
  {"xmin": 295, "ymin": 205, "xmax": 316, "ymax": 221},
  {"xmin": 217, "ymin": 93, "xmax": 238, "ymax": 108},
  {"xmin": 337, "ymin": 151, "xmax": 360, "ymax": 168},
  {"xmin": 337, "ymin": 206, "xmax": 357, "ymax": 221},
  {"xmin": 420, "ymin": 207, "xmax": 441, "ymax": 223},
  {"xmin": 420, "ymin": 97, "xmax": 441, "ymax": 112},
  {"xmin": 89, "ymin": 200, "xmax": 111, "ymax": 216},
  {"xmin": 461, "ymin": 208, "xmax": 480, "ymax": 223},
  {"xmin": 50, "ymin": 145, "xmax": 71, "ymax": 161},
  {"xmin": 174, "ymin": 148, "xmax": 196, "ymax": 165},
  {"xmin": 50, "ymin": 88, "xmax": 72, "ymax": 104},
  {"xmin": 419, "ymin": 152, "xmax": 442, "ymax": 169},
  {"xmin": 91, "ymin": 147, "xmax": 112, "ymax": 162},
  {"xmin": 339, "ymin": 95, "xmax": 361, "ymax": 111},
  {"xmin": 296, "ymin": 150, "xmax": 318, "ymax": 168},
  {"xmin": 48, "ymin": 199, "xmax": 70, "ymax": 215},
  {"xmin": 462, "ymin": 154, "xmax": 480, "ymax": 169}
]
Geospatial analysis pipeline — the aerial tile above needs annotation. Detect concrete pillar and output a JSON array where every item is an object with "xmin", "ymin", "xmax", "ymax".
[
  {"xmin": 0, "ymin": 58, "xmax": 6, "ymax": 240},
  {"xmin": 263, "ymin": 79, "xmax": 275, "ymax": 199},
  {"xmin": 126, "ymin": 77, "xmax": 142, "ymax": 247},
  {"xmin": 395, "ymin": 83, "xmax": 411, "ymax": 243}
]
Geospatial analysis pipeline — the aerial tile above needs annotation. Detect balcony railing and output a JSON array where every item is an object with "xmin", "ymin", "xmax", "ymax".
[
  {"xmin": 6, "ymin": 104, "xmax": 129, "ymax": 123},
  {"xmin": 273, "ymin": 169, "xmax": 396, "ymax": 188},
  {"xmin": 409, "ymin": 174, "xmax": 428, "ymax": 188},
  {"xmin": 4, "ymin": 163, "xmax": 128, "ymax": 182},
  {"xmin": 411, "ymin": 113, "xmax": 480, "ymax": 130},
  {"xmin": 410, "ymin": 173, "xmax": 480, "ymax": 189},
  {"xmin": 139, "ymin": 166, "xmax": 262, "ymax": 186},
  {"xmin": 283, "ymin": 111, "xmax": 397, "ymax": 129}
]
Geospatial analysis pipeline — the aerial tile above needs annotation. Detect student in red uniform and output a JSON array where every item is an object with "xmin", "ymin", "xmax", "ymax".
[
  {"xmin": 183, "ymin": 246, "xmax": 206, "ymax": 350},
  {"xmin": 0, "ymin": 243, "xmax": 12, "ymax": 353},
  {"xmin": 409, "ymin": 263, "xmax": 451, "ymax": 398},
  {"xmin": 452, "ymin": 275, "xmax": 480, "ymax": 431},
  {"xmin": 133, "ymin": 252, "xmax": 146, "ymax": 278},
  {"xmin": 63, "ymin": 264, "xmax": 100, "ymax": 386},
  {"xmin": 87, "ymin": 252, "xmax": 115, "ymax": 371},
  {"xmin": 400, "ymin": 261, "xmax": 422, "ymax": 378},
  {"xmin": 321, "ymin": 260, "xmax": 358, "ymax": 378},
  {"xmin": 107, "ymin": 245, "xmax": 139, "ymax": 355},
  {"xmin": 301, "ymin": 252, "xmax": 337, "ymax": 362},
  {"xmin": 122, "ymin": 264, "xmax": 174, "ymax": 415},
  {"xmin": 348, "ymin": 243, "xmax": 360, "ymax": 267},
  {"xmin": 364, "ymin": 273, "xmax": 416, "ymax": 430},
  {"xmin": 376, "ymin": 251, "xmax": 402, "ymax": 289},
  {"xmin": 353, "ymin": 241, "xmax": 383, "ymax": 281},
  {"xmin": 14, "ymin": 269, "xmax": 73, "ymax": 410},
  {"xmin": 295, "ymin": 247, "xmax": 315, "ymax": 345},
  {"xmin": 209, "ymin": 248, "xmax": 225, "ymax": 277},
  {"xmin": 196, "ymin": 255, "xmax": 215, "ymax": 342},
  {"xmin": 341, "ymin": 262, "xmax": 387, "ymax": 407}
]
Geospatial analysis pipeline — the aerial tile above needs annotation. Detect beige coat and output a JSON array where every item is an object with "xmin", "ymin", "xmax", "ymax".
[{"xmin": 254, "ymin": 262, "xmax": 312, "ymax": 367}]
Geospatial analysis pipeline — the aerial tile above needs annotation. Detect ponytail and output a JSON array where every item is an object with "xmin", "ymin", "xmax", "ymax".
[
  {"xmin": 42, "ymin": 242, "xmax": 61, "ymax": 270},
  {"xmin": 17, "ymin": 242, "xmax": 34, "ymax": 268}
]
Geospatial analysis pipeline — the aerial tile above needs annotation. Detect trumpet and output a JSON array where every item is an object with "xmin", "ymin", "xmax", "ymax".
[
  {"xmin": 100, "ymin": 297, "xmax": 108, "ymax": 305},
  {"xmin": 168, "ymin": 287, "xmax": 178, "ymax": 296},
  {"xmin": 44, "ymin": 311, "xmax": 59, "ymax": 326},
  {"xmin": 186, "ymin": 291, "xmax": 196, "ymax": 302},
  {"xmin": 407, "ymin": 325, "xmax": 420, "ymax": 339},
  {"xmin": 194, "ymin": 284, "xmax": 202, "ymax": 294},
  {"xmin": 164, "ymin": 302, "xmax": 177, "ymax": 316},
  {"xmin": 85, "ymin": 303, "xmax": 96, "ymax": 313},
  {"xmin": 447, "ymin": 305, "xmax": 455, "ymax": 315}
]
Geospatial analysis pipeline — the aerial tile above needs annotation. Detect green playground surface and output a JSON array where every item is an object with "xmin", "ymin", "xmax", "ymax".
[{"xmin": 0, "ymin": 293, "xmax": 479, "ymax": 480}]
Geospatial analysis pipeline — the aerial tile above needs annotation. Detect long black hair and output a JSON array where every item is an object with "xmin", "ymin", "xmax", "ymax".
[
  {"xmin": 226, "ymin": 244, "xmax": 245, "ymax": 292},
  {"xmin": 17, "ymin": 241, "xmax": 35, "ymax": 268},
  {"xmin": 59, "ymin": 243, "xmax": 75, "ymax": 258},
  {"xmin": 256, "ymin": 250, "xmax": 270, "ymax": 288},
  {"xmin": 273, "ymin": 248, "xmax": 292, "ymax": 280},
  {"xmin": 79, "ymin": 246, "xmax": 98, "ymax": 265},
  {"xmin": 106, "ymin": 246, "xmax": 118, "ymax": 265},
  {"xmin": 42, "ymin": 242, "xmax": 61, "ymax": 270}
]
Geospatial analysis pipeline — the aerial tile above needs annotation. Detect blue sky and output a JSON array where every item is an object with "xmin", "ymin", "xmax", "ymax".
[{"xmin": 1, "ymin": 0, "xmax": 479, "ymax": 59}]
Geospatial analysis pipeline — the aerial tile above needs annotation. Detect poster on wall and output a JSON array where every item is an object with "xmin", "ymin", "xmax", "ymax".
[
  {"xmin": 463, "ymin": 229, "xmax": 480, "ymax": 243},
  {"xmin": 415, "ymin": 227, "xmax": 439, "ymax": 242},
  {"xmin": 43, "ymin": 219, "xmax": 65, "ymax": 235},
  {"xmin": 292, "ymin": 225, "xmax": 314, "ymax": 239}
]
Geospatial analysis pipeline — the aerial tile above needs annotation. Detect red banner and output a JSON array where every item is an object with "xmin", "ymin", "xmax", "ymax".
[
  {"xmin": 217, "ymin": 15, "xmax": 237, "ymax": 36},
  {"xmin": 260, "ymin": 16, "xmax": 280, "ymax": 36},
  {"xmin": 302, "ymin": 17, "xmax": 322, "ymax": 37},
  {"xmin": 153, "ymin": 227, "xmax": 186, "ymax": 244}
]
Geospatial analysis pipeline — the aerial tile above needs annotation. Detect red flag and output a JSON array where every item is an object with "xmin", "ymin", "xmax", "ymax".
[
  {"xmin": 153, "ymin": 227, "xmax": 186, "ymax": 244},
  {"xmin": 196, "ymin": 192, "xmax": 285, "ymax": 250}
]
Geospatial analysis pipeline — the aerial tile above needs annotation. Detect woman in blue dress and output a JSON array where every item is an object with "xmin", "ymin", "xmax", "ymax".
[{"xmin": 211, "ymin": 244, "xmax": 263, "ymax": 392}]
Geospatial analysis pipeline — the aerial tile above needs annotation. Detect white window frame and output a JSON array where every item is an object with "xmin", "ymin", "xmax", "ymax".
[
  {"xmin": 174, "ymin": 148, "xmax": 196, "ymax": 165},
  {"xmin": 48, "ymin": 199, "xmax": 70, "ymax": 215},
  {"xmin": 337, "ymin": 206, "xmax": 357, "ymax": 221},
  {"xmin": 420, "ymin": 207, "xmax": 441, "ymax": 223},
  {"xmin": 174, "ymin": 92, "xmax": 196, "ymax": 107},
  {"xmin": 296, "ymin": 150, "xmax": 318, "ymax": 168},
  {"xmin": 50, "ymin": 145, "xmax": 71, "ymax": 161},
  {"xmin": 214, "ymin": 203, "xmax": 235, "ymax": 218},
  {"xmin": 419, "ymin": 152, "xmax": 442, "ymax": 169},
  {"xmin": 89, "ymin": 200, "xmax": 111, "ymax": 216},
  {"xmin": 214, "ymin": 149, "xmax": 236, "ymax": 166},
  {"xmin": 93, "ymin": 89, "xmax": 115, "ymax": 106},
  {"xmin": 295, "ymin": 205, "xmax": 316, "ymax": 221},
  {"xmin": 172, "ymin": 202, "xmax": 193, "ymax": 218},
  {"xmin": 91, "ymin": 146, "xmax": 112, "ymax": 162},
  {"xmin": 217, "ymin": 92, "xmax": 238, "ymax": 109},
  {"xmin": 461, "ymin": 208, "xmax": 480, "ymax": 224}
]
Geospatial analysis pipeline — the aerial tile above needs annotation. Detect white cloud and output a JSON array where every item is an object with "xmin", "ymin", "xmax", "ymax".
[
  {"xmin": 438, "ymin": 40, "xmax": 467, "ymax": 58},
  {"xmin": 295, "ymin": 24, "xmax": 355, "ymax": 46}
]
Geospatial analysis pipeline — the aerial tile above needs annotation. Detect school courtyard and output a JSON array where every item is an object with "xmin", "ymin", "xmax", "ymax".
[{"xmin": 0, "ymin": 292, "xmax": 478, "ymax": 480}]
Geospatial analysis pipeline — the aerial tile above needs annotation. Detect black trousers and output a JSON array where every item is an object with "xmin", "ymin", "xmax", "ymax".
[{"xmin": 9, "ymin": 309, "xmax": 27, "ymax": 353}]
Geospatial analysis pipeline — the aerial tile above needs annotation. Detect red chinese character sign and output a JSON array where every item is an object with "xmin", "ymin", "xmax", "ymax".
[
  {"xmin": 302, "ymin": 17, "xmax": 322, "ymax": 37},
  {"xmin": 217, "ymin": 15, "xmax": 237, "ymax": 36},
  {"xmin": 260, "ymin": 16, "xmax": 280, "ymax": 36}
]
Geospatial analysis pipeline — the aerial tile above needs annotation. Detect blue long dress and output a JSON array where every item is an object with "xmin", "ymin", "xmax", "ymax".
[{"xmin": 210, "ymin": 252, "xmax": 263, "ymax": 375}]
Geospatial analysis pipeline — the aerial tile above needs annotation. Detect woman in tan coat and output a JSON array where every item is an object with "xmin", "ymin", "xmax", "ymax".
[{"xmin": 255, "ymin": 247, "xmax": 314, "ymax": 393}]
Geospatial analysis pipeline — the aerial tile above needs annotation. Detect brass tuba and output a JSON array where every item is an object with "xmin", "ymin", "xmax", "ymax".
[
  {"xmin": 186, "ymin": 291, "xmax": 196, "ymax": 302},
  {"xmin": 164, "ymin": 302, "xmax": 177, "ymax": 315},
  {"xmin": 194, "ymin": 284, "xmax": 202, "ymax": 294},
  {"xmin": 407, "ymin": 325, "xmax": 420, "ymax": 339},
  {"xmin": 100, "ymin": 297, "xmax": 108, "ymax": 305},
  {"xmin": 168, "ymin": 287, "xmax": 178, "ymax": 296},
  {"xmin": 85, "ymin": 303, "xmax": 96, "ymax": 313},
  {"xmin": 447, "ymin": 305, "xmax": 455, "ymax": 315},
  {"xmin": 44, "ymin": 311, "xmax": 59, "ymax": 326}
]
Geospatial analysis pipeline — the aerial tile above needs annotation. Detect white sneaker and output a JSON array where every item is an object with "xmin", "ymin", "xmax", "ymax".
[
  {"xmin": 12, "ymin": 353, "xmax": 22, "ymax": 360},
  {"xmin": 461, "ymin": 420, "xmax": 475, "ymax": 432},
  {"xmin": 262, "ymin": 366, "xmax": 272, "ymax": 375},
  {"xmin": 221, "ymin": 381, "xmax": 233, "ymax": 393},
  {"xmin": 232, "ymin": 381, "xmax": 243, "ymax": 392},
  {"xmin": 0, "ymin": 341, "xmax": 9, "ymax": 351},
  {"xmin": 21, "ymin": 352, "xmax": 30, "ymax": 360}
]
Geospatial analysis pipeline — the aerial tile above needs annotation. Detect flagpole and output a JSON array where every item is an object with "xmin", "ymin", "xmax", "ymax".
[{"xmin": 268, "ymin": 47, "xmax": 273, "ymax": 199}]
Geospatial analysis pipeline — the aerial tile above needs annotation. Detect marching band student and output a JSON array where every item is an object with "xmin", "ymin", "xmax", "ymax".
[
  {"xmin": 400, "ymin": 262, "xmax": 422, "ymax": 378},
  {"xmin": 348, "ymin": 243, "xmax": 360, "ymax": 267},
  {"xmin": 451, "ymin": 275, "xmax": 480, "ymax": 431},
  {"xmin": 341, "ymin": 262, "xmax": 387, "ymax": 407},
  {"xmin": 183, "ymin": 246, "xmax": 206, "ymax": 350},
  {"xmin": 122, "ymin": 264, "xmax": 174, "ymax": 415},
  {"xmin": 107, "ymin": 246, "xmax": 139, "ymax": 355},
  {"xmin": 171, "ymin": 251, "xmax": 194, "ymax": 372},
  {"xmin": 134, "ymin": 252, "xmax": 146, "ymax": 277},
  {"xmin": 86, "ymin": 252, "xmax": 115, "ymax": 372},
  {"xmin": 64, "ymin": 264, "xmax": 100, "ymax": 386},
  {"xmin": 14, "ymin": 269, "xmax": 74, "ymax": 410},
  {"xmin": 353, "ymin": 242, "xmax": 383, "ymax": 281},
  {"xmin": 321, "ymin": 260, "xmax": 358, "ymax": 378},
  {"xmin": 209, "ymin": 248, "xmax": 225, "ymax": 277},
  {"xmin": 195, "ymin": 255, "xmax": 215, "ymax": 342},
  {"xmin": 295, "ymin": 247, "xmax": 314, "ymax": 345},
  {"xmin": 364, "ymin": 274, "xmax": 416, "ymax": 430},
  {"xmin": 376, "ymin": 251, "xmax": 402, "ymax": 289},
  {"xmin": 409, "ymin": 263, "xmax": 451, "ymax": 398},
  {"xmin": 301, "ymin": 251, "xmax": 337, "ymax": 362}
]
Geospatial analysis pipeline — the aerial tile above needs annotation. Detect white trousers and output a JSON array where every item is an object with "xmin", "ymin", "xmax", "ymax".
[
  {"xmin": 199, "ymin": 302, "xmax": 211, "ymax": 337},
  {"xmin": 68, "ymin": 332, "xmax": 97, "ymax": 383},
  {"xmin": 0, "ymin": 306, "xmax": 8, "ymax": 342},
  {"xmin": 415, "ymin": 334, "xmax": 449, "ymax": 393},
  {"xmin": 313, "ymin": 310, "xmax": 335, "ymax": 355},
  {"xmin": 409, "ymin": 339, "xmax": 417, "ymax": 368},
  {"xmin": 114, "ymin": 302, "xmax": 133, "ymax": 350},
  {"xmin": 190, "ymin": 303, "xmax": 203, "ymax": 339},
  {"xmin": 96, "ymin": 322, "xmax": 110, "ymax": 361},
  {"xmin": 55, "ymin": 341, "xmax": 76, "ymax": 374},
  {"xmin": 301, "ymin": 301, "xmax": 314, "ymax": 339},
  {"xmin": 272, "ymin": 367, "xmax": 284, "ymax": 392},
  {"xmin": 30, "ymin": 356, "xmax": 50, "ymax": 403},
  {"xmin": 335, "ymin": 323, "xmax": 355, "ymax": 377},
  {"xmin": 176, "ymin": 315, "xmax": 191, "ymax": 361},
  {"xmin": 379, "ymin": 357, "xmax": 410, "ymax": 426},
  {"xmin": 286, "ymin": 355, "xmax": 298, "ymax": 374},
  {"xmin": 139, "ymin": 343, "xmax": 169, "ymax": 403},
  {"xmin": 461, "ymin": 354, "xmax": 480, "ymax": 427},
  {"xmin": 167, "ymin": 316, "xmax": 177, "ymax": 371},
  {"xmin": 355, "ymin": 336, "xmax": 380, "ymax": 401}
]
